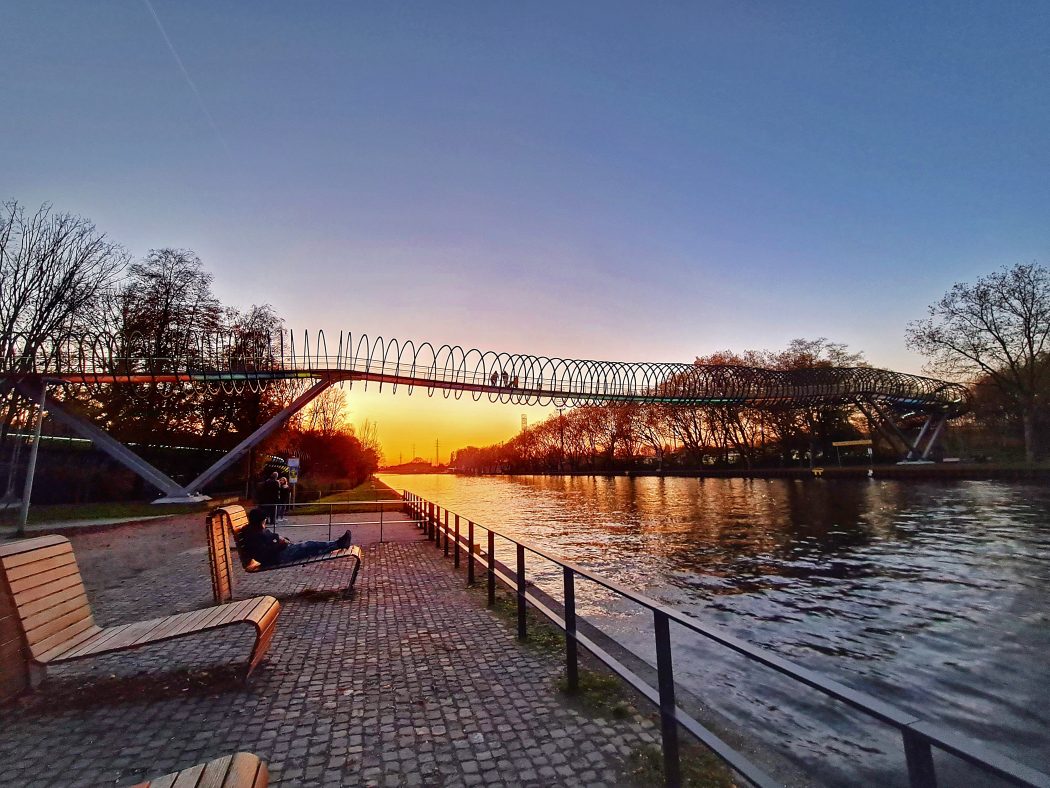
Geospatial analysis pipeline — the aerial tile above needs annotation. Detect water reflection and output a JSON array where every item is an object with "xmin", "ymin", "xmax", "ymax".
[{"xmin": 382, "ymin": 473, "xmax": 1050, "ymax": 785}]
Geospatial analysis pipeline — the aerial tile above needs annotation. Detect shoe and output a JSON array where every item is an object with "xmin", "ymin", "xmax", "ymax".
[{"xmin": 336, "ymin": 530, "xmax": 352, "ymax": 549}]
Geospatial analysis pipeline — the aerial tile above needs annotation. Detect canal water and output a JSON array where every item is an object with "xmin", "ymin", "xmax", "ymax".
[{"xmin": 380, "ymin": 473, "xmax": 1050, "ymax": 786}]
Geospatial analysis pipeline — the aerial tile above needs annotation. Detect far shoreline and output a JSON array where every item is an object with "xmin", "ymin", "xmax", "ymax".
[{"xmin": 385, "ymin": 464, "xmax": 1050, "ymax": 482}]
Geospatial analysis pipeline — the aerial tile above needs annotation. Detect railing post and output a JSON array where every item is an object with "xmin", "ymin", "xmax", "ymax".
[
  {"xmin": 516, "ymin": 544, "xmax": 527, "ymax": 640},
  {"xmin": 653, "ymin": 610, "xmax": 681, "ymax": 788},
  {"xmin": 467, "ymin": 520, "xmax": 475, "ymax": 584},
  {"xmin": 454, "ymin": 514, "xmax": 460, "ymax": 568},
  {"xmin": 487, "ymin": 529, "xmax": 496, "ymax": 607},
  {"xmin": 444, "ymin": 510, "xmax": 450, "ymax": 557},
  {"xmin": 563, "ymin": 567, "xmax": 579, "ymax": 693},
  {"xmin": 903, "ymin": 730, "xmax": 937, "ymax": 788}
]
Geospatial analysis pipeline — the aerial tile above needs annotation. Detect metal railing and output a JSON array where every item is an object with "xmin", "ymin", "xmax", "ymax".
[
  {"xmin": 402, "ymin": 491, "xmax": 1050, "ymax": 788},
  {"xmin": 265, "ymin": 499, "xmax": 404, "ymax": 542}
]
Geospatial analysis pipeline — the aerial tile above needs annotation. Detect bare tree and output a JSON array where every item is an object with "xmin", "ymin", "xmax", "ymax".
[
  {"xmin": 0, "ymin": 201, "xmax": 128, "ymax": 454},
  {"xmin": 303, "ymin": 386, "xmax": 349, "ymax": 436},
  {"xmin": 907, "ymin": 263, "xmax": 1050, "ymax": 461},
  {"xmin": 356, "ymin": 418, "xmax": 383, "ymax": 465},
  {"xmin": 0, "ymin": 201, "xmax": 128, "ymax": 371}
]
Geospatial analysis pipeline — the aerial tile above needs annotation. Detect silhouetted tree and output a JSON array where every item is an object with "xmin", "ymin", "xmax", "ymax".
[
  {"xmin": 907, "ymin": 263, "xmax": 1050, "ymax": 461},
  {"xmin": 0, "ymin": 202, "xmax": 128, "ymax": 493}
]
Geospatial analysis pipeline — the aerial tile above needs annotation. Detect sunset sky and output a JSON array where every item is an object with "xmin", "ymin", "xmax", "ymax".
[{"xmin": 4, "ymin": 2, "xmax": 1048, "ymax": 463}]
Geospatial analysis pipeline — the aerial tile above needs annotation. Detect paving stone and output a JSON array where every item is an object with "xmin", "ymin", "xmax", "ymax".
[{"xmin": 0, "ymin": 515, "xmax": 659, "ymax": 786}]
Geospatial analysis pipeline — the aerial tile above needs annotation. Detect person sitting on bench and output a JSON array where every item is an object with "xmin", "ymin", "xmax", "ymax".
[{"xmin": 241, "ymin": 507, "xmax": 352, "ymax": 567}]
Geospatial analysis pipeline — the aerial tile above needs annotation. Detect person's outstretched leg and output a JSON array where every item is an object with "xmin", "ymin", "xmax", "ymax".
[{"xmin": 279, "ymin": 539, "xmax": 340, "ymax": 563}]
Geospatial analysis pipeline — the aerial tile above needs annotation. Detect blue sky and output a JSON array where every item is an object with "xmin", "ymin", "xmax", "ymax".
[{"xmin": 4, "ymin": 2, "xmax": 1048, "ymax": 458}]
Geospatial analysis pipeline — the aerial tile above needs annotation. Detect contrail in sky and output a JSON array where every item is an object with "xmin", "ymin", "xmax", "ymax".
[{"xmin": 141, "ymin": 0, "xmax": 230, "ymax": 152}]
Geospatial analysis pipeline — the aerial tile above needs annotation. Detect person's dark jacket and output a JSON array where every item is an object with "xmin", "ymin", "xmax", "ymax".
[
  {"xmin": 241, "ymin": 527, "xmax": 286, "ymax": 567},
  {"xmin": 258, "ymin": 477, "xmax": 280, "ymax": 506}
]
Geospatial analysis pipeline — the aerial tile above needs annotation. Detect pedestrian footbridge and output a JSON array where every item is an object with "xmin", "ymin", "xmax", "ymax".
[{"xmin": 3, "ymin": 331, "xmax": 968, "ymax": 500}]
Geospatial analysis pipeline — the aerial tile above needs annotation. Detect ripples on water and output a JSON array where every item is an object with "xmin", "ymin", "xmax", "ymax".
[{"xmin": 381, "ymin": 473, "xmax": 1050, "ymax": 785}]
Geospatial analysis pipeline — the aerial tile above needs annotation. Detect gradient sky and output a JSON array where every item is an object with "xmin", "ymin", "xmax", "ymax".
[{"xmin": 4, "ymin": 2, "xmax": 1048, "ymax": 463}]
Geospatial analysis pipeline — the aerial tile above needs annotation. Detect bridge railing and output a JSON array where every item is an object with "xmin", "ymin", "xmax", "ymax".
[
  {"xmin": 5, "ymin": 330, "xmax": 969, "ymax": 412},
  {"xmin": 402, "ymin": 490, "xmax": 1050, "ymax": 788}
]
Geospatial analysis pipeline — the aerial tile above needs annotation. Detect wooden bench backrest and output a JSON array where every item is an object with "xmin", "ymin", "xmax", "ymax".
[
  {"xmin": 0, "ymin": 544, "xmax": 29, "ymax": 701},
  {"xmin": 0, "ymin": 535, "xmax": 96, "ymax": 664},
  {"xmin": 207, "ymin": 505, "xmax": 261, "ymax": 603},
  {"xmin": 135, "ymin": 751, "xmax": 269, "ymax": 787},
  {"xmin": 208, "ymin": 508, "xmax": 236, "ymax": 604}
]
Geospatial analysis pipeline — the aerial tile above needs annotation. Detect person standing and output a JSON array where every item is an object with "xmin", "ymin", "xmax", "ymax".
[
  {"xmin": 258, "ymin": 471, "xmax": 281, "ymax": 526},
  {"xmin": 278, "ymin": 476, "xmax": 291, "ymax": 523}
]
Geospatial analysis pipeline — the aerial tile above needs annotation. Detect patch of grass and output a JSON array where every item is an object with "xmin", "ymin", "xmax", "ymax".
[
  {"xmin": 450, "ymin": 546, "xmax": 737, "ymax": 788},
  {"xmin": 468, "ymin": 582, "xmax": 564, "ymax": 656},
  {"xmin": 295, "ymin": 478, "xmax": 401, "ymax": 515},
  {"xmin": 627, "ymin": 742, "xmax": 736, "ymax": 788},
  {"xmin": 6, "ymin": 500, "xmax": 208, "ymax": 525},
  {"xmin": 558, "ymin": 667, "xmax": 634, "ymax": 719}
]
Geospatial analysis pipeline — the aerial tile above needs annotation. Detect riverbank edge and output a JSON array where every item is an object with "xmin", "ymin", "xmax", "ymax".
[{"xmin": 452, "ymin": 464, "xmax": 1050, "ymax": 482}]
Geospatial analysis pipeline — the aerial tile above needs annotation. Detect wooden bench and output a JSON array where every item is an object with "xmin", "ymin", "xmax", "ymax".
[
  {"xmin": 134, "ymin": 752, "xmax": 268, "ymax": 787},
  {"xmin": 207, "ymin": 505, "xmax": 363, "ymax": 604},
  {"xmin": 0, "ymin": 535, "xmax": 281, "ymax": 690}
]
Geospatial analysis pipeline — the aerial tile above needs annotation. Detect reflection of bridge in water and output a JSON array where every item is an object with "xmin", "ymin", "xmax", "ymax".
[{"xmin": 5, "ymin": 331, "xmax": 969, "ymax": 501}]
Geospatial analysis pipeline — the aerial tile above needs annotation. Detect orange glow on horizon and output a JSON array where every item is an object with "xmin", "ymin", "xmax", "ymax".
[{"xmin": 343, "ymin": 383, "xmax": 555, "ymax": 466}]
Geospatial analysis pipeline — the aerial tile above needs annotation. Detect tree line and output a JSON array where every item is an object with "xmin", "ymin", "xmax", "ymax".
[
  {"xmin": 453, "ymin": 264, "xmax": 1050, "ymax": 473},
  {"xmin": 0, "ymin": 201, "xmax": 378, "ymax": 501}
]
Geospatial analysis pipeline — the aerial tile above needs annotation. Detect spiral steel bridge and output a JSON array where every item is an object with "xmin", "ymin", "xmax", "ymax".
[{"xmin": 3, "ymin": 331, "xmax": 968, "ymax": 501}]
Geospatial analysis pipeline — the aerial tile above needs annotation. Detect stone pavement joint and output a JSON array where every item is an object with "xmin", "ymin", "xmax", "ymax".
[{"xmin": 0, "ymin": 513, "xmax": 659, "ymax": 787}]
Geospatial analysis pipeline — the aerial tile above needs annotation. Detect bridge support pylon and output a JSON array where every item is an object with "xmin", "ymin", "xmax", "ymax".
[
  {"xmin": 855, "ymin": 396, "xmax": 950, "ymax": 463},
  {"xmin": 160, "ymin": 378, "xmax": 334, "ymax": 503},
  {"xmin": 12, "ymin": 378, "xmax": 336, "ymax": 504},
  {"xmin": 13, "ymin": 380, "xmax": 189, "ymax": 500}
]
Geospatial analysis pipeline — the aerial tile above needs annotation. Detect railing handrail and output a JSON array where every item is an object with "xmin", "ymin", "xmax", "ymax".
[{"xmin": 401, "ymin": 490, "xmax": 1050, "ymax": 788}]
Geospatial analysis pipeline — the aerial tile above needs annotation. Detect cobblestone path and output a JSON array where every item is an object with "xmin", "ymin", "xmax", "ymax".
[{"xmin": 0, "ymin": 516, "xmax": 659, "ymax": 787}]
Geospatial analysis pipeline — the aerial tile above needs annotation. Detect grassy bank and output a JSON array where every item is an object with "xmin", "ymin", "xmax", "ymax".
[
  {"xmin": 293, "ymin": 477, "xmax": 402, "ymax": 515},
  {"xmin": 0, "ymin": 499, "xmax": 210, "ymax": 526},
  {"xmin": 473, "ymin": 582, "xmax": 734, "ymax": 787}
]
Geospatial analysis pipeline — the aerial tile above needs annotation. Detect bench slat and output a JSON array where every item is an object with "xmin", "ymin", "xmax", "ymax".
[
  {"xmin": 101, "ymin": 617, "xmax": 182, "ymax": 653},
  {"xmin": 28, "ymin": 615, "xmax": 98, "ymax": 660},
  {"xmin": 136, "ymin": 753, "xmax": 267, "ymax": 788},
  {"xmin": 9, "ymin": 563, "xmax": 82, "ymax": 597},
  {"xmin": 23, "ymin": 603, "xmax": 94, "ymax": 648},
  {"xmin": 143, "ymin": 605, "xmax": 231, "ymax": 644},
  {"xmin": 19, "ymin": 586, "xmax": 90, "ymax": 622},
  {"xmin": 170, "ymin": 763, "xmax": 207, "ymax": 788},
  {"xmin": 195, "ymin": 754, "xmax": 235, "ymax": 788},
  {"xmin": 208, "ymin": 599, "xmax": 258, "ymax": 630},
  {"xmin": 0, "ymin": 535, "xmax": 67, "ymax": 559},
  {"xmin": 141, "ymin": 607, "xmax": 216, "ymax": 643},
  {"xmin": 226, "ymin": 753, "xmax": 267, "ymax": 787},
  {"xmin": 21, "ymin": 591, "xmax": 91, "ymax": 629},
  {"xmin": 2, "ymin": 552, "xmax": 76, "ymax": 584},
  {"xmin": 0, "ymin": 542, "xmax": 72, "ymax": 570},
  {"xmin": 56, "ymin": 621, "xmax": 134, "ymax": 660},
  {"xmin": 34, "ymin": 623, "xmax": 103, "ymax": 663},
  {"xmin": 11, "ymin": 571, "xmax": 84, "ymax": 608}
]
